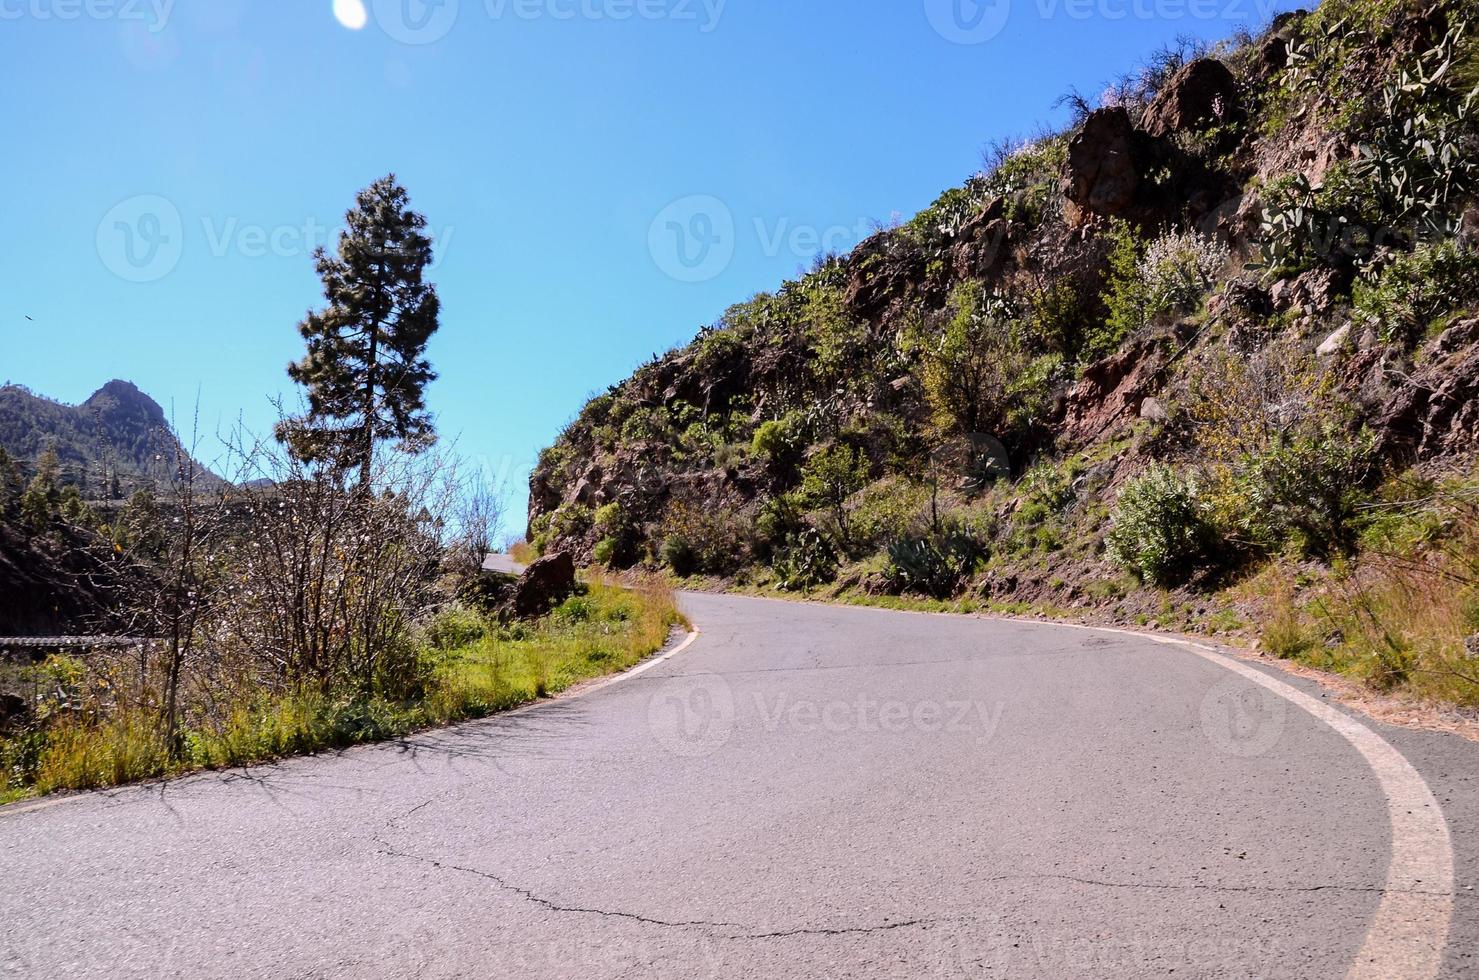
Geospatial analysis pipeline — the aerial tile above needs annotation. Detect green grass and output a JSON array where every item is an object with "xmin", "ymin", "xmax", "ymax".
[
  {"xmin": 2, "ymin": 576, "xmax": 685, "ymax": 801},
  {"xmin": 1227, "ymin": 470, "xmax": 1479, "ymax": 705}
]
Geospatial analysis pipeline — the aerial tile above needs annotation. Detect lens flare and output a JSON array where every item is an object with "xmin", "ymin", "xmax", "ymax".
[{"xmin": 332, "ymin": 0, "xmax": 368, "ymax": 30}]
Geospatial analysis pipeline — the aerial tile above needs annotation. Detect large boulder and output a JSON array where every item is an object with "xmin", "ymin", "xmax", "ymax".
[
  {"xmin": 1142, "ymin": 59, "xmax": 1241, "ymax": 137},
  {"xmin": 512, "ymin": 551, "xmax": 577, "ymax": 619},
  {"xmin": 949, "ymin": 197, "xmax": 1012, "ymax": 282},
  {"xmin": 1061, "ymin": 108, "xmax": 1142, "ymax": 221},
  {"xmin": 1059, "ymin": 108, "xmax": 1179, "ymax": 226}
]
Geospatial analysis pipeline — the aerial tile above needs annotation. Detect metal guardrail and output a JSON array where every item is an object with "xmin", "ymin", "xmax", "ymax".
[{"xmin": 0, "ymin": 637, "xmax": 148, "ymax": 650}]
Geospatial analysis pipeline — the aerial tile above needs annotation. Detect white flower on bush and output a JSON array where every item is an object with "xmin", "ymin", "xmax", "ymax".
[{"xmin": 1139, "ymin": 229, "xmax": 1229, "ymax": 319}]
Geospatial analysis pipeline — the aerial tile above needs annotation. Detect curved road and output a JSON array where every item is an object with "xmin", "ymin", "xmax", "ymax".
[{"xmin": 3, "ymin": 593, "xmax": 1477, "ymax": 978}]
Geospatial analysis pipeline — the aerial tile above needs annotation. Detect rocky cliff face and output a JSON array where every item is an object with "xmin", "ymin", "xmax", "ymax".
[{"xmin": 529, "ymin": 0, "xmax": 1479, "ymax": 623}]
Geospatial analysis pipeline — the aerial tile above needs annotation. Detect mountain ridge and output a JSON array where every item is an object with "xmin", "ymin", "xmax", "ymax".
[{"xmin": 0, "ymin": 379, "xmax": 219, "ymax": 494}]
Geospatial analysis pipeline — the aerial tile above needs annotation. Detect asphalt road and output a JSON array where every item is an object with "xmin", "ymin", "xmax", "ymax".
[
  {"xmin": 482, "ymin": 554, "xmax": 526, "ymax": 576},
  {"xmin": 3, "ymin": 593, "xmax": 1477, "ymax": 979}
]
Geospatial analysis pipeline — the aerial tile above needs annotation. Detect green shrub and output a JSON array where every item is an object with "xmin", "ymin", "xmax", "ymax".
[
  {"xmin": 1090, "ymin": 221, "xmax": 1145, "ymax": 362},
  {"xmin": 1238, "ymin": 428, "xmax": 1376, "ymax": 558},
  {"xmin": 554, "ymin": 594, "xmax": 595, "ymax": 623},
  {"xmin": 549, "ymin": 504, "xmax": 593, "ymax": 541},
  {"xmin": 620, "ymin": 406, "xmax": 673, "ymax": 443},
  {"xmin": 593, "ymin": 537, "xmax": 618, "ymax": 567},
  {"xmin": 1353, "ymin": 241, "xmax": 1479, "ymax": 345},
  {"xmin": 920, "ymin": 285, "xmax": 1030, "ymax": 439},
  {"xmin": 426, "ymin": 606, "xmax": 487, "ymax": 650},
  {"xmin": 1097, "ymin": 223, "xmax": 1226, "ymax": 360},
  {"xmin": 849, "ymin": 478, "xmax": 931, "ymax": 550},
  {"xmin": 804, "ymin": 284, "xmax": 869, "ymax": 387},
  {"xmin": 751, "ymin": 413, "xmax": 804, "ymax": 462},
  {"xmin": 593, "ymin": 502, "xmax": 623, "ymax": 533},
  {"xmin": 1026, "ymin": 280, "xmax": 1093, "ymax": 361},
  {"xmin": 772, "ymin": 528, "xmax": 838, "ymax": 591},
  {"xmin": 1106, "ymin": 464, "xmax": 1216, "ymax": 585},
  {"xmin": 884, "ymin": 519, "xmax": 987, "ymax": 598},
  {"xmin": 1006, "ymin": 499, "xmax": 1064, "ymax": 555},
  {"xmin": 2, "ymin": 730, "xmax": 47, "ymax": 795},
  {"xmin": 657, "ymin": 498, "xmax": 751, "ymax": 574},
  {"xmin": 660, "ymin": 535, "xmax": 697, "ymax": 576},
  {"xmin": 800, "ymin": 444, "xmax": 870, "ymax": 544}
]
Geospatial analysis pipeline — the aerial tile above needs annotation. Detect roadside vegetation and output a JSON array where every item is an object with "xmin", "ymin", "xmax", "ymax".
[
  {"xmin": 1, "ymin": 576, "xmax": 680, "ymax": 803},
  {"xmin": 526, "ymin": 0, "xmax": 1479, "ymax": 710},
  {"xmin": 0, "ymin": 177, "xmax": 685, "ymax": 804}
]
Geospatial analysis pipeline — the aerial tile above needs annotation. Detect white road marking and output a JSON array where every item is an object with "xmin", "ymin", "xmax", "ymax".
[
  {"xmin": 681, "ymin": 593, "xmax": 1457, "ymax": 977},
  {"xmin": 538, "ymin": 628, "xmax": 702, "ymax": 700},
  {"xmin": 1035, "ymin": 621, "xmax": 1455, "ymax": 980},
  {"xmin": 0, "ymin": 631, "xmax": 702, "ymax": 819}
]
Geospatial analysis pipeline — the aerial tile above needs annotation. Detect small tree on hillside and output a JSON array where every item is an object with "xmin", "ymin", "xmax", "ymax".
[
  {"xmin": 921, "ymin": 286, "xmax": 1022, "ymax": 438},
  {"xmin": 20, "ymin": 445, "xmax": 61, "ymax": 532},
  {"xmin": 801, "ymin": 443, "xmax": 869, "ymax": 547},
  {"xmin": 0, "ymin": 448, "xmax": 23, "ymax": 518},
  {"xmin": 278, "ymin": 175, "xmax": 441, "ymax": 487}
]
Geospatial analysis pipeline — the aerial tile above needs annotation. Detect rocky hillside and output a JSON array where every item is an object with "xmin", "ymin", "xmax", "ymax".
[
  {"xmin": 0, "ymin": 380, "xmax": 219, "ymax": 495},
  {"xmin": 531, "ymin": 0, "xmax": 1479, "ymax": 704}
]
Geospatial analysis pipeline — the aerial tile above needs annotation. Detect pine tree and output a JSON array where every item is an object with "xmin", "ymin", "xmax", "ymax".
[
  {"xmin": 20, "ymin": 445, "xmax": 61, "ymax": 532},
  {"xmin": 278, "ymin": 175, "xmax": 441, "ymax": 487},
  {"xmin": 0, "ymin": 448, "xmax": 22, "ymax": 518}
]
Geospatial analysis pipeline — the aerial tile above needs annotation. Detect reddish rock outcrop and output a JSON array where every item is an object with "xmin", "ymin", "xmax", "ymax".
[
  {"xmin": 1374, "ymin": 317, "xmax": 1479, "ymax": 461},
  {"xmin": 842, "ymin": 232, "xmax": 924, "ymax": 320},
  {"xmin": 948, "ymin": 197, "xmax": 1012, "ymax": 282},
  {"xmin": 512, "ymin": 551, "xmax": 577, "ymax": 619},
  {"xmin": 1058, "ymin": 339, "xmax": 1167, "ymax": 445},
  {"xmin": 1142, "ymin": 59, "xmax": 1241, "ymax": 137},
  {"xmin": 1061, "ymin": 108, "xmax": 1143, "ymax": 222}
]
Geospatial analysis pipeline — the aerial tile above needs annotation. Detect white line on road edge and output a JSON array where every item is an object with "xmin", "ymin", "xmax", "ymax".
[
  {"xmin": 685, "ymin": 594, "xmax": 1456, "ymax": 977},
  {"xmin": 0, "ymin": 631, "xmax": 703, "ymax": 820},
  {"xmin": 1058, "ymin": 623, "xmax": 1455, "ymax": 980},
  {"xmin": 550, "ymin": 629, "xmax": 701, "ymax": 701}
]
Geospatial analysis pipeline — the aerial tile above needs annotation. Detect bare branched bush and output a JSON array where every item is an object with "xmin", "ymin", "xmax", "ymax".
[
  {"xmin": 209, "ymin": 431, "xmax": 459, "ymax": 699},
  {"xmin": 84, "ymin": 414, "xmax": 232, "ymax": 755},
  {"xmin": 450, "ymin": 470, "xmax": 503, "ymax": 580}
]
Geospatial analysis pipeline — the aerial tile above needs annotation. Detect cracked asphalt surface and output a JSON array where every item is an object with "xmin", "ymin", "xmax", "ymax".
[{"xmin": 3, "ymin": 592, "xmax": 1478, "ymax": 978}]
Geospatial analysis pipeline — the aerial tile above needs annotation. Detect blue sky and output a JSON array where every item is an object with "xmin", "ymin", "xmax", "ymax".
[{"xmin": 0, "ymin": 0, "xmax": 1289, "ymax": 532}]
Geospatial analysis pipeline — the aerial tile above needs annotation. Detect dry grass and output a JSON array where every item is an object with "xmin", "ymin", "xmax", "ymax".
[
  {"xmin": 4, "ymin": 574, "xmax": 685, "ymax": 801},
  {"xmin": 1259, "ymin": 574, "xmax": 1315, "ymax": 660},
  {"xmin": 1313, "ymin": 549, "xmax": 1479, "ymax": 702},
  {"xmin": 1246, "ymin": 471, "xmax": 1479, "ymax": 706}
]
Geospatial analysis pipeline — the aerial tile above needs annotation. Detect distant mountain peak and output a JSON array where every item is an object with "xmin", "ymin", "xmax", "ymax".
[
  {"xmin": 90, "ymin": 379, "xmax": 146, "ymax": 399},
  {"xmin": 0, "ymin": 380, "xmax": 218, "ymax": 492},
  {"xmin": 83, "ymin": 380, "xmax": 167, "ymax": 422}
]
